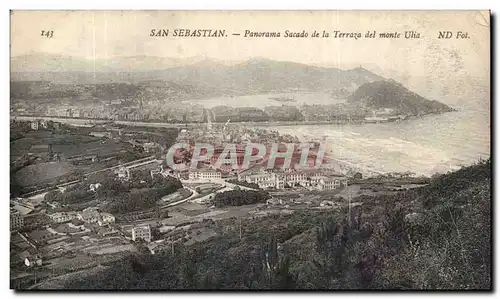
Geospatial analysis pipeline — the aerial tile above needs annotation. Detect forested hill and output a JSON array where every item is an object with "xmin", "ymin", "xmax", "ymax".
[
  {"xmin": 348, "ymin": 80, "xmax": 456, "ymax": 115},
  {"xmin": 57, "ymin": 159, "xmax": 490, "ymax": 290}
]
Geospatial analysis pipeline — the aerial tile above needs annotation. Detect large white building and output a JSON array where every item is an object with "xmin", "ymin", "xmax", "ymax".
[
  {"xmin": 241, "ymin": 170, "xmax": 348, "ymax": 190},
  {"xmin": 48, "ymin": 211, "xmax": 77, "ymax": 223},
  {"xmin": 308, "ymin": 175, "xmax": 348, "ymax": 190},
  {"xmin": 245, "ymin": 173, "xmax": 277, "ymax": 189},
  {"xmin": 188, "ymin": 169, "xmax": 222, "ymax": 180},
  {"xmin": 132, "ymin": 225, "xmax": 152, "ymax": 243}
]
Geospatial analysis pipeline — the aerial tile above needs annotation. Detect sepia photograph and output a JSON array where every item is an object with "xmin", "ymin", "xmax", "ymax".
[{"xmin": 9, "ymin": 10, "xmax": 491, "ymax": 290}]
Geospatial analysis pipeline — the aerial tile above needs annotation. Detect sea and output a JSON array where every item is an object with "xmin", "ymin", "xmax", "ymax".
[
  {"xmin": 263, "ymin": 108, "xmax": 490, "ymax": 177},
  {"xmin": 188, "ymin": 93, "xmax": 490, "ymax": 177}
]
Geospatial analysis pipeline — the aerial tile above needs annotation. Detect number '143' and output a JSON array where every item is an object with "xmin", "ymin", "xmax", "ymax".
[{"xmin": 41, "ymin": 30, "xmax": 54, "ymax": 38}]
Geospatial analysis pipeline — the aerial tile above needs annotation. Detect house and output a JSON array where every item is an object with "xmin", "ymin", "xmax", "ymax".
[
  {"xmin": 97, "ymin": 226, "xmax": 119, "ymax": 237},
  {"xmin": 308, "ymin": 175, "xmax": 348, "ymax": 191},
  {"xmin": 266, "ymin": 198, "xmax": 283, "ymax": 205},
  {"xmin": 245, "ymin": 173, "xmax": 276, "ymax": 189},
  {"xmin": 110, "ymin": 99, "xmax": 123, "ymax": 105},
  {"xmin": 10, "ymin": 208, "xmax": 24, "ymax": 231},
  {"xmin": 77, "ymin": 208, "xmax": 101, "ymax": 224},
  {"xmin": 316, "ymin": 177, "xmax": 337, "ymax": 190},
  {"xmin": 24, "ymin": 255, "xmax": 42, "ymax": 267},
  {"xmin": 132, "ymin": 225, "xmax": 152, "ymax": 243},
  {"xmin": 30, "ymin": 121, "xmax": 39, "ymax": 130},
  {"xmin": 39, "ymin": 120, "xmax": 48, "ymax": 129},
  {"xmin": 48, "ymin": 211, "xmax": 77, "ymax": 223},
  {"xmin": 115, "ymin": 166, "xmax": 130, "ymax": 181},
  {"xmin": 188, "ymin": 169, "xmax": 222, "ymax": 180},
  {"xmin": 98, "ymin": 212, "xmax": 115, "ymax": 226},
  {"xmin": 89, "ymin": 183, "xmax": 102, "ymax": 192},
  {"xmin": 275, "ymin": 171, "xmax": 307, "ymax": 185}
]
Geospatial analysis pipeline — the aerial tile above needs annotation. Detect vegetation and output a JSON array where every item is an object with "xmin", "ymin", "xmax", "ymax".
[
  {"xmin": 58, "ymin": 159, "xmax": 490, "ymax": 290},
  {"xmin": 99, "ymin": 170, "xmax": 182, "ymax": 214},
  {"xmin": 44, "ymin": 184, "xmax": 93, "ymax": 204},
  {"xmin": 212, "ymin": 190, "xmax": 271, "ymax": 207},
  {"xmin": 227, "ymin": 179, "xmax": 261, "ymax": 189},
  {"xmin": 348, "ymin": 80, "xmax": 456, "ymax": 115}
]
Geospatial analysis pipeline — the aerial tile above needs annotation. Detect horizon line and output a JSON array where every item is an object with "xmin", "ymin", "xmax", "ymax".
[{"xmin": 11, "ymin": 51, "xmax": 372, "ymax": 70}]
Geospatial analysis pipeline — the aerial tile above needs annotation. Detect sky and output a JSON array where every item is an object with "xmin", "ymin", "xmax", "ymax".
[{"xmin": 10, "ymin": 10, "xmax": 490, "ymax": 107}]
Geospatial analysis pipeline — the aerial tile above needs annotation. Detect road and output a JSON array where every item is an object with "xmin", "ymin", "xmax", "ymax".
[{"xmin": 163, "ymin": 186, "xmax": 199, "ymax": 208}]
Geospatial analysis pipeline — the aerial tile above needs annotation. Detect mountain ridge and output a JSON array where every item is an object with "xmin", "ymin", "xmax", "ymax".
[{"xmin": 11, "ymin": 54, "xmax": 386, "ymax": 94}]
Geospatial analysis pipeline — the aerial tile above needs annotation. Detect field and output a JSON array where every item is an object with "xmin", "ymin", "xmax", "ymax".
[
  {"xmin": 10, "ymin": 129, "xmax": 132, "ymax": 189},
  {"xmin": 11, "ymin": 130, "xmax": 128, "ymax": 160},
  {"xmin": 14, "ymin": 162, "xmax": 75, "ymax": 187}
]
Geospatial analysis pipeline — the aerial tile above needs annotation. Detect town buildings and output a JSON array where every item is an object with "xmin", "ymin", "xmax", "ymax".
[
  {"xmin": 188, "ymin": 169, "xmax": 222, "ymax": 180},
  {"xmin": 89, "ymin": 183, "xmax": 102, "ymax": 192},
  {"xmin": 77, "ymin": 208, "xmax": 101, "ymax": 224},
  {"xmin": 132, "ymin": 225, "xmax": 152, "ymax": 243},
  {"xmin": 239, "ymin": 169, "xmax": 348, "ymax": 190},
  {"xmin": 10, "ymin": 208, "xmax": 24, "ymax": 231},
  {"xmin": 48, "ymin": 212, "xmax": 77, "ymax": 224},
  {"xmin": 98, "ymin": 213, "xmax": 116, "ymax": 226},
  {"xmin": 77, "ymin": 208, "xmax": 116, "ymax": 226},
  {"xmin": 115, "ymin": 166, "xmax": 130, "ymax": 181},
  {"xmin": 30, "ymin": 121, "xmax": 39, "ymax": 131},
  {"xmin": 24, "ymin": 255, "xmax": 43, "ymax": 267}
]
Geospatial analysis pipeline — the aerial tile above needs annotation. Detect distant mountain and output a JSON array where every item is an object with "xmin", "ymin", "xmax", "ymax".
[
  {"xmin": 11, "ymin": 53, "xmax": 97, "ymax": 72},
  {"xmin": 348, "ymin": 80, "xmax": 455, "ymax": 115},
  {"xmin": 11, "ymin": 54, "xmax": 385, "ymax": 94},
  {"xmin": 11, "ymin": 53, "xmax": 184, "ymax": 72}
]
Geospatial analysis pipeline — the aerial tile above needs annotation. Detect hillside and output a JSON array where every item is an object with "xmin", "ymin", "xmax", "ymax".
[
  {"xmin": 52, "ymin": 159, "xmax": 491, "ymax": 290},
  {"xmin": 11, "ymin": 54, "xmax": 385, "ymax": 94},
  {"xmin": 348, "ymin": 80, "xmax": 455, "ymax": 115}
]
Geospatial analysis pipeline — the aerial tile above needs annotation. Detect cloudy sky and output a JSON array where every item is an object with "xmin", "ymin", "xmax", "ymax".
[{"xmin": 10, "ymin": 10, "xmax": 490, "ymax": 107}]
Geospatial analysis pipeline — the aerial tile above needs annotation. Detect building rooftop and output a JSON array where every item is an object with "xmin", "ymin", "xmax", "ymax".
[
  {"xmin": 247, "ymin": 173, "xmax": 273, "ymax": 179},
  {"xmin": 78, "ymin": 209, "xmax": 100, "ymax": 220},
  {"xmin": 191, "ymin": 168, "xmax": 221, "ymax": 173},
  {"xmin": 133, "ymin": 225, "xmax": 151, "ymax": 231},
  {"xmin": 49, "ymin": 211, "xmax": 77, "ymax": 217},
  {"xmin": 11, "ymin": 203, "xmax": 34, "ymax": 216}
]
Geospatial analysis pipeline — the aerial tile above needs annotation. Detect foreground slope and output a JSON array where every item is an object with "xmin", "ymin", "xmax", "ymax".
[{"xmin": 29, "ymin": 159, "xmax": 490, "ymax": 290}]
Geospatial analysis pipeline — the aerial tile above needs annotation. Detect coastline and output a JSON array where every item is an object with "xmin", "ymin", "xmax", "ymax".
[{"xmin": 9, "ymin": 111, "xmax": 454, "ymax": 128}]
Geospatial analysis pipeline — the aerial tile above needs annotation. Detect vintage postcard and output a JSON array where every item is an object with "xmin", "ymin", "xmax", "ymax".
[{"xmin": 10, "ymin": 10, "xmax": 491, "ymax": 290}]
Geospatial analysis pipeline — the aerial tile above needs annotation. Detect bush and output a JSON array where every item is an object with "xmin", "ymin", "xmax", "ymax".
[{"xmin": 213, "ymin": 190, "xmax": 271, "ymax": 207}]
